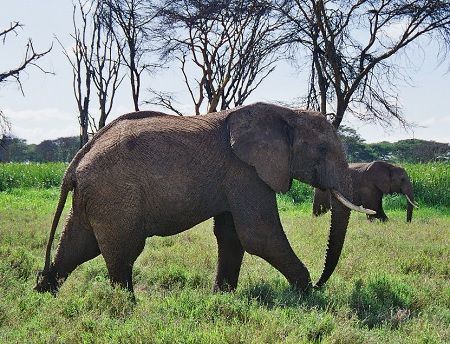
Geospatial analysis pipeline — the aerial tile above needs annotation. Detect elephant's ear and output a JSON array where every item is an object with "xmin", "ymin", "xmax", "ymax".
[
  {"xmin": 227, "ymin": 107, "xmax": 292, "ymax": 193},
  {"xmin": 371, "ymin": 161, "xmax": 391, "ymax": 194}
]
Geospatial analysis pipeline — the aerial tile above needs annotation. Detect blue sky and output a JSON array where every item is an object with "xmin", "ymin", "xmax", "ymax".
[{"xmin": 1, "ymin": 1, "xmax": 449, "ymax": 144}]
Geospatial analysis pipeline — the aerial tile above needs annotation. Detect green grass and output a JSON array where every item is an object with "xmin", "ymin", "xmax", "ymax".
[
  {"xmin": 0, "ymin": 162, "xmax": 66, "ymax": 191},
  {"xmin": 403, "ymin": 162, "xmax": 450, "ymax": 207},
  {"xmin": 1, "ymin": 188, "xmax": 449, "ymax": 343}
]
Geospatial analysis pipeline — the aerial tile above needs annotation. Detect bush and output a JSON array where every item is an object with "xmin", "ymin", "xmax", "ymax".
[{"xmin": 284, "ymin": 180, "xmax": 314, "ymax": 203}]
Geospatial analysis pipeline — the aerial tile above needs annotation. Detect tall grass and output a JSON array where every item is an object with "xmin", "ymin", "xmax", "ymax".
[
  {"xmin": 1, "ymin": 161, "xmax": 449, "ymax": 208},
  {"xmin": 404, "ymin": 162, "xmax": 450, "ymax": 207},
  {"xmin": 0, "ymin": 162, "xmax": 66, "ymax": 191}
]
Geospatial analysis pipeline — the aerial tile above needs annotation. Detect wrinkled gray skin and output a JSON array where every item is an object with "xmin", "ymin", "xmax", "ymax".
[
  {"xmin": 313, "ymin": 161, "xmax": 415, "ymax": 222},
  {"xmin": 35, "ymin": 102, "xmax": 352, "ymax": 296}
]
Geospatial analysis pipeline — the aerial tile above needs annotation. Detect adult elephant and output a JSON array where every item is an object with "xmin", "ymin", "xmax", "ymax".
[
  {"xmin": 35, "ymin": 102, "xmax": 373, "ymax": 296},
  {"xmin": 313, "ymin": 161, "xmax": 418, "ymax": 222}
]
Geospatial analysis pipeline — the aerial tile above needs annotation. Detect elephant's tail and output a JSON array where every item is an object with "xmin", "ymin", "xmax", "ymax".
[{"xmin": 42, "ymin": 170, "xmax": 75, "ymax": 273}]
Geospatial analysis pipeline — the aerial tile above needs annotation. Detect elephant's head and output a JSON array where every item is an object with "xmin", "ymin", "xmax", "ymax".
[
  {"xmin": 370, "ymin": 161, "xmax": 418, "ymax": 222},
  {"xmin": 227, "ymin": 103, "xmax": 374, "ymax": 287}
]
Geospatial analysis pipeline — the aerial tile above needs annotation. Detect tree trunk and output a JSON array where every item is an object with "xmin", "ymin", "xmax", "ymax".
[
  {"xmin": 331, "ymin": 102, "xmax": 345, "ymax": 129},
  {"xmin": 80, "ymin": 107, "xmax": 89, "ymax": 148}
]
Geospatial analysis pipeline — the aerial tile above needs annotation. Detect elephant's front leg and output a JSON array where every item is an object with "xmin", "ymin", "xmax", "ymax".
[
  {"xmin": 228, "ymin": 185, "xmax": 312, "ymax": 291},
  {"xmin": 377, "ymin": 197, "xmax": 388, "ymax": 222},
  {"xmin": 366, "ymin": 195, "xmax": 388, "ymax": 222},
  {"xmin": 362, "ymin": 191, "xmax": 387, "ymax": 222},
  {"xmin": 213, "ymin": 212, "xmax": 244, "ymax": 292}
]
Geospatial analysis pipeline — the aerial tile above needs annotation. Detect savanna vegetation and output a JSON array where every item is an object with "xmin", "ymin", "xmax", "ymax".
[
  {"xmin": 0, "ymin": 162, "xmax": 449, "ymax": 342},
  {"xmin": 2, "ymin": 0, "xmax": 449, "ymax": 342}
]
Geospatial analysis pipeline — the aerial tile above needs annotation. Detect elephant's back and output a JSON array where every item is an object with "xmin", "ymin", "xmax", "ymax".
[
  {"xmin": 74, "ymin": 113, "xmax": 231, "ymax": 202},
  {"xmin": 78, "ymin": 114, "xmax": 224, "ymax": 166}
]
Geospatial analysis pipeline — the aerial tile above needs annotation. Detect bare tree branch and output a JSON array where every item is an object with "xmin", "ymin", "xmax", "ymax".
[
  {"xmin": 153, "ymin": 0, "xmax": 289, "ymax": 114},
  {"xmin": 276, "ymin": 0, "xmax": 450, "ymax": 129},
  {"xmin": 0, "ymin": 22, "xmax": 23, "ymax": 43},
  {"xmin": 0, "ymin": 21, "xmax": 52, "ymax": 135},
  {"xmin": 91, "ymin": 0, "xmax": 125, "ymax": 128},
  {"xmin": 146, "ymin": 89, "xmax": 184, "ymax": 115},
  {"xmin": 0, "ymin": 110, "xmax": 11, "ymax": 137},
  {"xmin": 58, "ymin": 0, "xmax": 125, "ymax": 146},
  {"xmin": 107, "ymin": 0, "xmax": 159, "ymax": 111}
]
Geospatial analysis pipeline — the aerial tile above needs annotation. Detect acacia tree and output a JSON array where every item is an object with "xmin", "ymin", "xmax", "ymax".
[
  {"xmin": 60, "ymin": 1, "xmax": 93, "ymax": 146},
  {"xmin": 277, "ymin": 0, "xmax": 450, "ymax": 129},
  {"xmin": 91, "ymin": 1, "xmax": 124, "ymax": 130},
  {"xmin": 0, "ymin": 22, "xmax": 52, "ymax": 135},
  {"xmin": 151, "ymin": 0, "xmax": 289, "ymax": 115},
  {"xmin": 107, "ymin": 0, "xmax": 157, "ymax": 111},
  {"xmin": 60, "ymin": 0, "xmax": 123, "ymax": 146}
]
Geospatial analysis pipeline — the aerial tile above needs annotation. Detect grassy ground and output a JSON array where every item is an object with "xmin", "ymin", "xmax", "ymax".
[{"xmin": 1, "ymin": 188, "xmax": 449, "ymax": 343}]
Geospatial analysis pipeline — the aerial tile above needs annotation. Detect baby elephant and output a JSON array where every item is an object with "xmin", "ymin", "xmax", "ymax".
[{"xmin": 313, "ymin": 161, "xmax": 418, "ymax": 222}]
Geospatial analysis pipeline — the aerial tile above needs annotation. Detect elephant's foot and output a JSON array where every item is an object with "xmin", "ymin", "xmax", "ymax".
[{"xmin": 213, "ymin": 280, "xmax": 237, "ymax": 293}]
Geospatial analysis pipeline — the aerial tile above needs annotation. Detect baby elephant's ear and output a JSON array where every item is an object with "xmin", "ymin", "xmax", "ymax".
[{"xmin": 227, "ymin": 108, "xmax": 292, "ymax": 193}]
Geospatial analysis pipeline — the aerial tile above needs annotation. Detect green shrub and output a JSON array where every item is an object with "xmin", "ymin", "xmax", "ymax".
[{"xmin": 284, "ymin": 180, "xmax": 314, "ymax": 203}]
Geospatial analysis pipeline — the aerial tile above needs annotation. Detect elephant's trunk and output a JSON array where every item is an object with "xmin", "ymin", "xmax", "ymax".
[{"xmin": 315, "ymin": 178, "xmax": 351, "ymax": 288}]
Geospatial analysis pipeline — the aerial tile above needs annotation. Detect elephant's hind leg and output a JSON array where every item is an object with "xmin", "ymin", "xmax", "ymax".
[
  {"xmin": 92, "ymin": 220, "xmax": 146, "ymax": 295},
  {"xmin": 52, "ymin": 211, "xmax": 101, "ymax": 281},
  {"xmin": 213, "ymin": 212, "xmax": 244, "ymax": 292}
]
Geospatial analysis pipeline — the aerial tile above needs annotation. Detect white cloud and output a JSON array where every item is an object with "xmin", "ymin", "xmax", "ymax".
[
  {"xmin": 417, "ymin": 116, "xmax": 450, "ymax": 127},
  {"xmin": 5, "ymin": 107, "xmax": 79, "ymax": 144}
]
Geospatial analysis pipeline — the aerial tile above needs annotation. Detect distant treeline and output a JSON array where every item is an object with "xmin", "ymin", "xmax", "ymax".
[
  {"xmin": 338, "ymin": 126, "xmax": 449, "ymax": 163},
  {"xmin": 1, "ymin": 128, "xmax": 449, "ymax": 163},
  {"xmin": 0, "ymin": 136, "xmax": 79, "ymax": 163}
]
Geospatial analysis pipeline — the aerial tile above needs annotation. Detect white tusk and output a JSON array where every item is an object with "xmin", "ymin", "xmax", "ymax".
[
  {"xmin": 405, "ymin": 194, "xmax": 419, "ymax": 208},
  {"xmin": 331, "ymin": 189, "xmax": 377, "ymax": 215}
]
